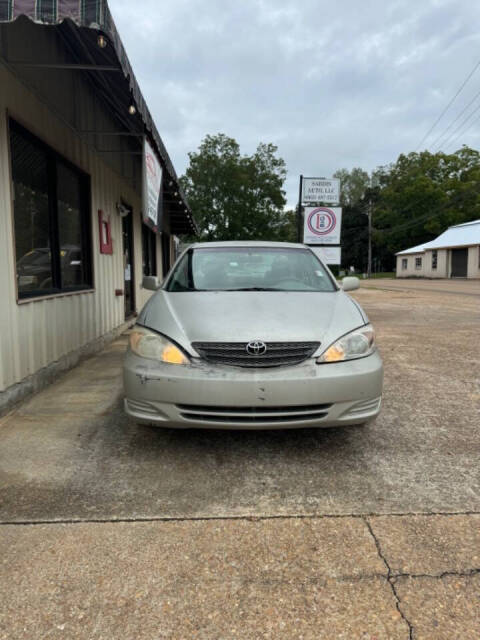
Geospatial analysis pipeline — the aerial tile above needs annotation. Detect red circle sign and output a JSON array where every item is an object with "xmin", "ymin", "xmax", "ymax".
[{"xmin": 307, "ymin": 207, "xmax": 336, "ymax": 236}]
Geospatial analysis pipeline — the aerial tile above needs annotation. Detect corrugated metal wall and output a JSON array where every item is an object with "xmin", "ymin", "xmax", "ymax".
[{"xmin": 0, "ymin": 64, "xmax": 160, "ymax": 391}]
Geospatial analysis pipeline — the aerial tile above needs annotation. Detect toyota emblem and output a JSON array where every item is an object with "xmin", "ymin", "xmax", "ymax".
[{"xmin": 246, "ymin": 340, "xmax": 267, "ymax": 356}]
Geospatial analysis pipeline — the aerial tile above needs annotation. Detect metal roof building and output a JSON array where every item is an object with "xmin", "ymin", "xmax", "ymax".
[
  {"xmin": 0, "ymin": 0, "xmax": 196, "ymax": 411},
  {"xmin": 395, "ymin": 220, "xmax": 480, "ymax": 279}
]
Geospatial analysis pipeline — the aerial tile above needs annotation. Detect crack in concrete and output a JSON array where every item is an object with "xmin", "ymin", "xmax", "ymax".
[
  {"xmin": 2, "ymin": 510, "xmax": 478, "ymax": 637},
  {"xmin": 392, "ymin": 568, "xmax": 480, "ymax": 580},
  {"xmin": 363, "ymin": 517, "xmax": 414, "ymax": 640},
  {"xmin": 0, "ymin": 509, "xmax": 479, "ymax": 527}
]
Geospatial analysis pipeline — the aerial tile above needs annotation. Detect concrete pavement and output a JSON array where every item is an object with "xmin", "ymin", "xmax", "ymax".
[
  {"xmin": 1, "ymin": 515, "xmax": 479, "ymax": 638},
  {"xmin": 0, "ymin": 283, "xmax": 479, "ymax": 638}
]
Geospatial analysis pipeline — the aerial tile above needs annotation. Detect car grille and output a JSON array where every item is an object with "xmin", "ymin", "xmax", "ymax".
[
  {"xmin": 177, "ymin": 403, "xmax": 332, "ymax": 424},
  {"xmin": 191, "ymin": 341, "xmax": 320, "ymax": 368}
]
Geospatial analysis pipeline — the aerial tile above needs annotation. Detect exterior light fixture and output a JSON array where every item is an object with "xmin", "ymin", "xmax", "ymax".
[
  {"xmin": 174, "ymin": 191, "xmax": 178, "ymax": 196},
  {"xmin": 97, "ymin": 34, "xmax": 107, "ymax": 48},
  {"xmin": 128, "ymin": 104, "xmax": 136, "ymax": 115}
]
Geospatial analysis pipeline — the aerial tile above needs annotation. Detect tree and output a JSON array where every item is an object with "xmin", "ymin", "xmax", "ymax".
[
  {"xmin": 333, "ymin": 167, "xmax": 370, "ymax": 206},
  {"xmin": 373, "ymin": 147, "xmax": 480, "ymax": 266},
  {"xmin": 180, "ymin": 133, "xmax": 287, "ymax": 241},
  {"xmin": 332, "ymin": 168, "xmax": 371, "ymax": 271},
  {"xmin": 336, "ymin": 149, "xmax": 480, "ymax": 272}
]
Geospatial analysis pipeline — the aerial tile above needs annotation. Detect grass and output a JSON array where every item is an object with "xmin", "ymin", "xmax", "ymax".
[
  {"xmin": 338, "ymin": 272, "xmax": 395, "ymax": 279},
  {"xmin": 360, "ymin": 272, "xmax": 395, "ymax": 279}
]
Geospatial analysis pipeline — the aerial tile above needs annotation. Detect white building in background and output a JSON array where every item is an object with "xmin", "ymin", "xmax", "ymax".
[
  {"xmin": 396, "ymin": 220, "xmax": 480, "ymax": 279},
  {"xmin": 0, "ymin": 3, "xmax": 196, "ymax": 411}
]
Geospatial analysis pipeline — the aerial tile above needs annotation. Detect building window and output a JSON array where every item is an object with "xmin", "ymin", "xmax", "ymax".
[
  {"xmin": 10, "ymin": 120, "xmax": 92, "ymax": 299},
  {"xmin": 432, "ymin": 250, "xmax": 438, "ymax": 270},
  {"xmin": 142, "ymin": 224, "xmax": 157, "ymax": 276},
  {"xmin": 415, "ymin": 257, "xmax": 422, "ymax": 270},
  {"xmin": 402, "ymin": 258, "xmax": 408, "ymax": 270}
]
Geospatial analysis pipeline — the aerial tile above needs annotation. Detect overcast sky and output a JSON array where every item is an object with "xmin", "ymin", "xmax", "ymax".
[{"xmin": 111, "ymin": 0, "xmax": 480, "ymax": 207}]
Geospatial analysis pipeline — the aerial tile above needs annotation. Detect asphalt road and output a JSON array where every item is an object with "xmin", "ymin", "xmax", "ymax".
[{"xmin": 1, "ymin": 281, "xmax": 479, "ymax": 638}]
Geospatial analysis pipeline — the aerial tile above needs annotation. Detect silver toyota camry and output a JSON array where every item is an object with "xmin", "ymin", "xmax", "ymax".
[{"xmin": 123, "ymin": 241, "xmax": 383, "ymax": 429}]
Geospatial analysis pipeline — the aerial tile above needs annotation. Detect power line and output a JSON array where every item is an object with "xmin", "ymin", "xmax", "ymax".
[
  {"xmin": 434, "ymin": 99, "xmax": 480, "ymax": 150},
  {"xmin": 376, "ymin": 191, "xmax": 471, "ymax": 237},
  {"xmin": 342, "ymin": 176, "xmax": 474, "ymax": 238},
  {"xmin": 430, "ymin": 86, "xmax": 480, "ymax": 150},
  {"xmin": 416, "ymin": 57, "xmax": 480, "ymax": 150},
  {"xmin": 445, "ymin": 110, "xmax": 480, "ymax": 151}
]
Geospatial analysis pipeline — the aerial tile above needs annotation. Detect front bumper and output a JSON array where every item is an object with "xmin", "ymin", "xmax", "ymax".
[{"xmin": 123, "ymin": 349, "xmax": 383, "ymax": 430}]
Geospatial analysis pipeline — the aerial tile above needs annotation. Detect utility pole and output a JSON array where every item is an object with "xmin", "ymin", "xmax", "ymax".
[{"xmin": 367, "ymin": 195, "xmax": 372, "ymax": 278}]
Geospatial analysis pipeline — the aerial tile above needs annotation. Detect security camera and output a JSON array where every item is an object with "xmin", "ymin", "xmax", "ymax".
[{"xmin": 116, "ymin": 202, "xmax": 130, "ymax": 218}]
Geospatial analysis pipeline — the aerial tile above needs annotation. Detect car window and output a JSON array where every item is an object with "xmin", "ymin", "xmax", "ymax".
[{"xmin": 165, "ymin": 247, "xmax": 336, "ymax": 292}]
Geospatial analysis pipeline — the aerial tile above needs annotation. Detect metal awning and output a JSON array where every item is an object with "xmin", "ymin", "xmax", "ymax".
[{"xmin": 0, "ymin": 0, "xmax": 197, "ymax": 236}]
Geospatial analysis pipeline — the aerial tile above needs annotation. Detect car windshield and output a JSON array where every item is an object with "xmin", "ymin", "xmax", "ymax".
[{"xmin": 165, "ymin": 246, "xmax": 336, "ymax": 292}]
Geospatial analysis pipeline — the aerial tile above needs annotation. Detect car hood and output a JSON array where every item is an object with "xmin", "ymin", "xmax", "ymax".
[{"xmin": 138, "ymin": 290, "xmax": 367, "ymax": 357}]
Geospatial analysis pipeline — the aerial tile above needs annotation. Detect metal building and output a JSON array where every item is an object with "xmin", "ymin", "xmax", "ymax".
[
  {"xmin": 395, "ymin": 220, "xmax": 480, "ymax": 279},
  {"xmin": 0, "ymin": 1, "xmax": 196, "ymax": 410}
]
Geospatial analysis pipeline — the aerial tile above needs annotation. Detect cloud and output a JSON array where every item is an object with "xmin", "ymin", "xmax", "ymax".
[{"xmin": 111, "ymin": 0, "xmax": 480, "ymax": 206}]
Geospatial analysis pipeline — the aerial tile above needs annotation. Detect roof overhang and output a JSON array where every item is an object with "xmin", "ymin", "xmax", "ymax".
[{"xmin": 0, "ymin": 0, "xmax": 197, "ymax": 236}]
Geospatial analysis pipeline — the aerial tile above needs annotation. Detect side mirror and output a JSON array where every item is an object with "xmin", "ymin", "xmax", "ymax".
[
  {"xmin": 142, "ymin": 275, "xmax": 160, "ymax": 291},
  {"xmin": 342, "ymin": 276, "xmax": 360, "ymax": 292}
]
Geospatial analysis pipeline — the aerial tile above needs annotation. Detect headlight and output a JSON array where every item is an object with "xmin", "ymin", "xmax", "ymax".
[
  {"xmin": 129, "ymin": 326, "xmax": 189, "ymax": 365},
  {"xmin": 317, "ymin": 324, "xmax": 375, "ymax": 363}
]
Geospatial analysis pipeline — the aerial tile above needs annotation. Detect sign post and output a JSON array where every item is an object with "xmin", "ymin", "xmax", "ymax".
[
  {"xmin": 297, "ymin": 175, "xmax": 303, "ymax": 243},
  {"xmin": 298, "ymin": 175, "xmax": 342, "ymax": 265}
]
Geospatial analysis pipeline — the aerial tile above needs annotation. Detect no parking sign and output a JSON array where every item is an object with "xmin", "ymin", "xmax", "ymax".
[{"xmin": 303, "ymin": 206, "xmax": 342, "ymax": 245}]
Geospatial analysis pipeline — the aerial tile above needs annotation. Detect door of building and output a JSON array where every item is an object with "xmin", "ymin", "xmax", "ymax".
[
  {"xmin": 451, "ymin": 248, "xmax": 468, "ymax": 278},
  {"xmin": 122, "ymin": 207, "xmax": 135, "ymax": 318},
  {"xmin": 161, "ymin": 232, "xmax": 171, "ymax": 278}
]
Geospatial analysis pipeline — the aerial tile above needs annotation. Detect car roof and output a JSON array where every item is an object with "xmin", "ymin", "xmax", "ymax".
[{"xmin": 188, "ymin": 241, "xmax": 308, "ymax": 249}]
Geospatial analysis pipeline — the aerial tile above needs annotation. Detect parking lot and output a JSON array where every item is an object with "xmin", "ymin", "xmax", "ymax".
[{"xmin": 1, "ymin": 279, "xmax": 479, "ymax": 638}]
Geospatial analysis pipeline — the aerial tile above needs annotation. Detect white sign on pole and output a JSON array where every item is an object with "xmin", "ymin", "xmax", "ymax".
[
  {"xmin": 143, "ymin": 137, "xmax": 162, "ymax": 228},
  {"xmin": 303, "ymin": 206, "xmax": 342, "ymax": 245},
  {"xmin": 302, "ymin": 178, "xmax": 340, "ymax": 204},
  {"xmin": 309, "ymin": 246, "xmax": 341, "ymax": 265}
]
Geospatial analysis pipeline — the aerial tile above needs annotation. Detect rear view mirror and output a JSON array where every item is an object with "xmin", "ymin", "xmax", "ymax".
[
  {"xmin": 142, "ymin": 276, "xmax": 160, "ymax": 291},
  {"xmin": 342, "ymin": 276, "xmax": 360, "ymax": 292}
]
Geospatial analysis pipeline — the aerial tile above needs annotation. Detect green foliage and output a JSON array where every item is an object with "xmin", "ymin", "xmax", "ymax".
[
  {"xmin": 180, "ymin": 134, "xmax": 480, "ymax": 271},
  {"xmin": 180, "ymin": 133, "xmax": 287, "ymax": 241},
  {"xmin": 337, "ymin": 149, "xmax": 480, "ymax": 271},
  {"xmin": 333, "ymin": 167, "xmax": 370, "ymax": 206},
  {"xmin": 374, "ymin": 147, "xmax": 480, "ymax": 267},
  {"xmin": 333, "ymin": 168, "xmax": 372, "ymax": 271}
]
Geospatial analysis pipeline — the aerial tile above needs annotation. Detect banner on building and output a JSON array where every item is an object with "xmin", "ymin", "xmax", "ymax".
[
  {"xmin": 142, "ymin": 137, "xmax": 163, "ymax": 231},
  {"xmin": 309, "ymin": 246, "xmax": 341, "ymax": 265},
  {"xmin": 303, "ymin": 206, "xmax": 342, "ymax": 245}
]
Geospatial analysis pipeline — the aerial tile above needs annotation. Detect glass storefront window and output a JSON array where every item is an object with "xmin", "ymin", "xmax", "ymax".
[{"xmin": 9, "ymin": 120, "xmax": 92, "ymax": 299}]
